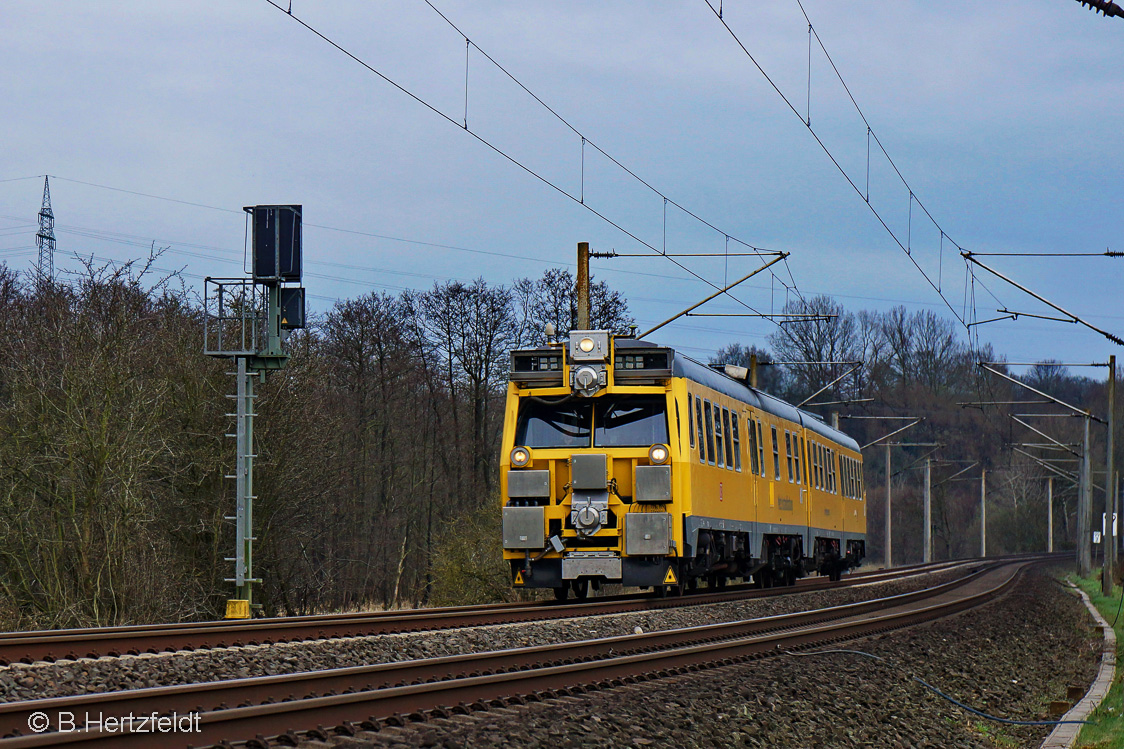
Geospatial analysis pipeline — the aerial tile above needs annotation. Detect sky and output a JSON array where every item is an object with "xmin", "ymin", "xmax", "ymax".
[{"xmin": 2, "ymin": 1, "xmax": 1122, "ymax": 370}]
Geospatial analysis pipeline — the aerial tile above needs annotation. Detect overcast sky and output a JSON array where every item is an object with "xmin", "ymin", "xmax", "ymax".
[{"xmin": 2, "ymin": 1, "xmax": 1122, "ymax": 369}]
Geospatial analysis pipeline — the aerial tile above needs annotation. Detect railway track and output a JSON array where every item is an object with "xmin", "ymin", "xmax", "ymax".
[
  {"xmin": 0, "ymin": 558, "xmax": 984, "ymax": 666},
  {"xmin": 0, "ymin": 557, "xmax": 1042, "ymax": 748}
]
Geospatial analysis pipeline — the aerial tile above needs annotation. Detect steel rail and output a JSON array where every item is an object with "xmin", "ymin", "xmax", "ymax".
[
  {"xmin": 0, "ymin": 560, "xmax": 1037, "ymax": 748},
  {"xmin": 0, "ymin": 559, "xmax": 978, "ymax": 665}
]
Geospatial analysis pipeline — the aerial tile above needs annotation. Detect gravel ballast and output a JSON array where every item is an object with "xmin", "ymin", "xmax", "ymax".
[
  {"xmin": 299, "ymin": 566, "xmax": 1096, "ymax": 749},
  {"xmin": 1, "ymin": 567, "xmax": 970, "ymax": 703}
]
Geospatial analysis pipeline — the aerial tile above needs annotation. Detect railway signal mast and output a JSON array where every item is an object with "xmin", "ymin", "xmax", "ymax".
[{"xmin": 204, "ymin": 205, "xmax": 306, "ymax": 619}]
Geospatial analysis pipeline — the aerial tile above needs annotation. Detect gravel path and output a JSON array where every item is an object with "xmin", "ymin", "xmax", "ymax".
[
  {"xmin": 0, "ymin": 568, "xmax": 968, "ymax": 703},
  {"xmin": 300, "ymin": 565, "xmax": 1095, "ymax": 749}
]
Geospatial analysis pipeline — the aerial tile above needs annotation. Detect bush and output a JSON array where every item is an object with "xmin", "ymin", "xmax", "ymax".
[{"xmin": 428, "ymin": 499, "xmax": 518, "ymax": 606}]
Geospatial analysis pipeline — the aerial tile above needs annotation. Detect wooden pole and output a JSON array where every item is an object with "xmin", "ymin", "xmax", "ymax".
[{"xmin": 576, "ymin": 242, "xmax": 590, "ymax": 330}]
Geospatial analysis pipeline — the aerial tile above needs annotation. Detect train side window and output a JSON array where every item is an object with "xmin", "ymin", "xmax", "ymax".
[
  {"xmin": 816, "ymin": 444, "xmax": 824, "ymax": 489},
  {"xmin": 714, "ymin": 406, "xmax": 725, "ymax": 468},
  {"xmin": 732, "ymin": 413, "xmax": 742, "ymax": 472},
  {"xmin": 824, "ymin": 447, "xmax": 831, "ymax": 491},
  {"xmin": 757, "ymin": 420, "xmax": 765, "ymax": 477},
  {"xmin": 723, "ymin": 409, "xmax": 733, "ymax": 471},
  {"xmin": 794, "ymin": 435, "xmax": 802, "ymax": 485},
  {"xmin": 687, "ymin": 394, "xmax": 695, "ymax": 450},
  {"xmin": 822, "ymin": 443, "xmax": 831, "ymax": 490},
  {"xmin": 696, "ymin": 397, "xmax": 705, "ymax": 464},
  {"xmin": 746, "ymin": 414, "xmax": 758, "ymax": 474},
  {"xmin": 704, "ymin": 400, "xmax": 715, "ymax": 465},
  {"xmin": 843, "ymin": 458, "xmax": 850, "ymax": 498},
  {"xmin": 829, "ymin": 450, "xmax": 837, "ymax": 493},
  {"xmin": 825, "ymin": 449, "xmax": 832, "ymax": 493},
  {"xmin": 784, "ymin": 432, "xmax": 794, "ymax": 483},
  {"xmin": 798, "ymin": 436, "xmax": 806, "ymax": 485},
  {"xmin": 813, "ymin": 440, "xmax": 822, "ymax": 488},
  {"xmin": 850, "ymin": 459, "xmax": 856, "ymax": 498},
  {"xmin": 771, "ymin": 425, "xmax": 781, "ymax": 480},
  {"xmin": 859, "ymin": 461, "xmax": 864, "ymax": 498}
]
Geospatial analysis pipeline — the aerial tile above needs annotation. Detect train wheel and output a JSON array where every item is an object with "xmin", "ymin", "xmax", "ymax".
[
  {"xmin": 553, "ymin": 586, "xmax": 569, "ymax": 601},
  {"xmin": 716, "ymin": 575, "xmax": 727, "ymax": 590},
  {"xmin": 652, "ymin": 585, "xmax": 667, "ymax": 598},
  {"xmin": 686, "ymin": 577, "xmax": 699, "ymax": 592},
  {"xmin": 785, "ymin": 569, "xmax": 797, "ymax": 587},
  {"xmin": 571, "ymin": 579, "xmax": 590, "ymax": 600}
]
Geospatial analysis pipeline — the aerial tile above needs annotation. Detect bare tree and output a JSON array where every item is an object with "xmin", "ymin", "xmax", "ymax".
[{"xmin": 514, "ymin": 268, "xmax": 633, "ymax": 346}]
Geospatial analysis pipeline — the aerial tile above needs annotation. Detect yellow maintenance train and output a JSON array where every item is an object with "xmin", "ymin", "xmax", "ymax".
[{"xmin": 500, "ymin": 329, "xmax": 866, "ymax": 599}]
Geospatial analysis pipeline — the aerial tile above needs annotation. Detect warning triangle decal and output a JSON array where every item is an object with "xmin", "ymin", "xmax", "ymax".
[
  {"xmin": 663, "ymin": 566, "xmax": 677, "ymax": 585},
  {"xmin": 514, "ymin": 570, "xmax": 525, "ymax": 585}
]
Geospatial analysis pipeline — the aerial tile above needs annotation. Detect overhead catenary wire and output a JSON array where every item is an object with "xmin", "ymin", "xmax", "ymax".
[
  {"xmin": 419, "ymin": 0, "xmax": 805, "ymax": 306},
  {"xmin": 260, "ymin": 1, "xmax": 792, "ymax": 334},
  {"xmin": 702, "ymin": 0, "xmax": 969, "ymax": 330},
  {"xmin": 965, "ymin": 252, "xmax": 1124, "ymax": 345}
]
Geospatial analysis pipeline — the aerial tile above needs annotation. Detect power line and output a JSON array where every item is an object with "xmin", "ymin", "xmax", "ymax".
[
  {"xmin": 44, "ymin": 235, "xmax": 773, "ymax": 341},
  {"xmin": 420, "ymin": 0, "xmax": 805, "ymax": 306},
  {"xmin": 259, "ymin": 0, "xmax": 786, "ymax": 331},
  {"xmin": 703, "ymin": 0, "xmax": 969, "ymax": 330},
  {"xmin": 14, "ymin": 178, "xmax": 1070, "ymax": 324},
  {"xmin": 30, "ymin": 178, "xmax": 730, "ymax": 284}
]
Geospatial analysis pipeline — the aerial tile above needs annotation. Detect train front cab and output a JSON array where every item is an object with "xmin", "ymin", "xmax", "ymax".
[{"xmin": 501, "ymin": 331, "xmax": 684, "ymax": 599}]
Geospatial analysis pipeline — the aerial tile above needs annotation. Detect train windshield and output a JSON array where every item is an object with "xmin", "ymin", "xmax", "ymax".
[
  {"xmin": 516, "ymin": 400, "xmax": 592, "ymax": 448},
  {"xmin": 594, "ymin": 397, "xmax": 668, "ymax": 447},
  {"xmin": 515, "ymin": 396, "xmax": 667, "ymax": 448}
]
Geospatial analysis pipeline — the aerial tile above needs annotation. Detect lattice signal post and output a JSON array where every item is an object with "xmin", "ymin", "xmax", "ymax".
[{"xmin": 204, "ymin": 205, "xmax": 306, "ymax": 619}]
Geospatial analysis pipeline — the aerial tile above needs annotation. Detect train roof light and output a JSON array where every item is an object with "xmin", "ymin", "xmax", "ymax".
[{"xmin": 569, "ymin": 330, "xmax": 609, "ymax": 362}]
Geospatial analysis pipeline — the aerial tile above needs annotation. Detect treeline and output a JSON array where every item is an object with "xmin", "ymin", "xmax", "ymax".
[
  {"xmin": 0, "ymin": 263, "xmax": 1108, "ymax": 630},
  {"xmin": 0, "ymin": 262, "xmax": 629, "ymax": 629},
  {"xmin": 714, "ymin": 295, "xmax": 1109, "ymax": 564}
]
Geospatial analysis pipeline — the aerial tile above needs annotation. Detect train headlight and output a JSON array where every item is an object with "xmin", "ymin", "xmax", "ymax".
[
  {"xmin": 510, "ymin": 446, "xmax": 532, "ymax": 467},
  {"xmin": 648, "ymin": 444, "xmax": 670, "ymax": 465},
  {"xmin": 578, "ymin": 336, "xmax": 596, "ymax": 353}
]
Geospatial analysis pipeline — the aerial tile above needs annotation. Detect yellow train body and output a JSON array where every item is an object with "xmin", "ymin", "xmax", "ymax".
[{"xmin": 500, "ymin": 331, "xmax": 865, "ymax": 596}]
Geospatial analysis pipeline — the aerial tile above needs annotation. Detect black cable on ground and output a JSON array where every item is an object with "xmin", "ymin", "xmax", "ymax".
[
  {"xmin": 1110, "ymin": 581, "xmax": 1124, "ymax": 628},
  {"xmin": 786, "ymin": 648, "xmax": 1091, "ymax": 727}
]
